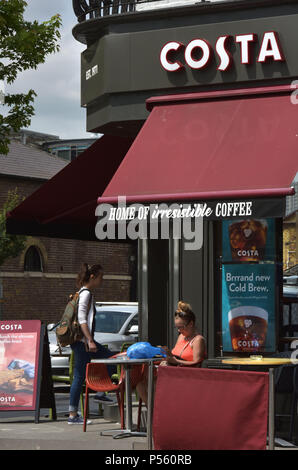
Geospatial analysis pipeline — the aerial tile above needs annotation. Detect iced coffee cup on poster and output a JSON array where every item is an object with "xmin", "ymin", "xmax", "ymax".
[
  {"xmin": 228, "ymin": 306, "xmax": 268, "ymax": 352},
  {"xmin": 228, "ymin": 219, "xmax": 268, "ymax": 261}
]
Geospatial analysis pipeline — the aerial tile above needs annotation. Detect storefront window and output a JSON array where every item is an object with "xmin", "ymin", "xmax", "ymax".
[{"xmin": 24, "ymin": 246, "xmax": 43, "ymax": 272}]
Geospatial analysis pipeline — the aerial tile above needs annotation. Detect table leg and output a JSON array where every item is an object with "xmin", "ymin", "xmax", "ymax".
[
  {"xmin": 146, "ymin": 360, "xmax": 154, "ymax": 450},
  {"xmin": 268, "ymin": 368, "xmax": 275, "ymax": 450},
  {"xmin": 125, "ymin": 363, "xmax": 133, "ymax": 431},
  {"xmin": 100, "ymin": 363, "xmax": 146, "ymax": 439}
]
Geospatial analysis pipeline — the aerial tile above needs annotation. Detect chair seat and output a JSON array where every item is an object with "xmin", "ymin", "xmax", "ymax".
[{"xmin": 83, "ymin": 362, "xmax": 125, "ymax": 432}]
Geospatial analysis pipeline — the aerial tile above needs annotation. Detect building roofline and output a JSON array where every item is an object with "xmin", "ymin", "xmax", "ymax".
[{"xmin": 72, "ymin": 0, "xmax": 298, "ymax": 45}]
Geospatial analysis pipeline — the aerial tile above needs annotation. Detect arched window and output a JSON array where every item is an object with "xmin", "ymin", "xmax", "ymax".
[{"xmin": 24, "ymin": 246, "xmax": 43, "ymax": 272}]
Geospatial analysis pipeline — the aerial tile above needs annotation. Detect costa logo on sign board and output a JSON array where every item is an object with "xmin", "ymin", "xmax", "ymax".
[{"xmin": 160, "ymin": 32, "xmax": 284, "ymax": 72}]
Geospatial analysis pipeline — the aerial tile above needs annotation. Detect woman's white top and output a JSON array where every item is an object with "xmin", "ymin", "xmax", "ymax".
[{"xmin": 77, "ymin": 287, "xmax": 95, "ymax": 340}]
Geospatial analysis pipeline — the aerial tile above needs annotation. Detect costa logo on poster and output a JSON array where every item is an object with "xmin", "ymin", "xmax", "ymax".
[
  {"xmin": 160, "ymin": 31, "xmax": 284, "ymax": 72},
  {"xmin": 0, "ymin": 324, "xmax": 22, "ymax": 330}
]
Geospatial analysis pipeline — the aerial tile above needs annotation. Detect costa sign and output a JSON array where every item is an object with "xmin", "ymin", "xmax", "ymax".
[{"xmin": 160, "ymin": 31, "xmax": 284, "ymax": 72}]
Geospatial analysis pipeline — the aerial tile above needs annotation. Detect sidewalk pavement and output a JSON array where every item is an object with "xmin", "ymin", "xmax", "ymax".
[
  {"xmin": 0, "ymin": 415, "xmax": 147, "ymax": 450},
  {"xmin": 0, "ymin": 392, "xmax": 147, "ymax": 451},
  {"xmin": 1, "ymin": 414, "xmax": 298, "ymax": 451},
  {"xmin": 0, "ymin": 391, "xmax": 297, "ymax": 451}
]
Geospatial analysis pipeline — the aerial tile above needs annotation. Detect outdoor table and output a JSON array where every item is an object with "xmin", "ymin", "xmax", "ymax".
[
  {"xmin": 91, "ymin": 356, "xmax": 159, "ymax": 449},
  {"xmin": 279, "ymin": 337, "xmax": 298, "ymax": 345},
  {"xmin": 221, "ymin": 357, "xmax": 298, "ymax": 450}
]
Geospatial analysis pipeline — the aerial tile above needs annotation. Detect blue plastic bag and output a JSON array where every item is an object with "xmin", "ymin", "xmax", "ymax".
[{"xmin": 126, "ymin": 342, "xmax": 166, "ymax": 359}]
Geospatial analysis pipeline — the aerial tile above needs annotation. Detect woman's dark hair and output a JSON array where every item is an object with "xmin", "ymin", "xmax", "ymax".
[
  {"xmin": 76, "ymin": 263, "xmax": 103, "ymax": 288},
  {"xmin": 175, "ymin": 300, "xmax": 196, "ymax": 325}
]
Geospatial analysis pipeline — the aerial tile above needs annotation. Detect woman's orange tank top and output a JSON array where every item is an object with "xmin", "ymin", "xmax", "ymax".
[{"xmin": 171, "ymin": 336, "xmax": 195, "ymax": 362}]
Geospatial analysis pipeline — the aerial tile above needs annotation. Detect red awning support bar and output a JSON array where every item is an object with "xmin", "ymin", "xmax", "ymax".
[
  {"xmin": 146, "ymin": 84, "xmax": 294, "ymax": 110},
  {"xmin": 97, "ymin": 187, "xmax": 295, "ymax": 205}
]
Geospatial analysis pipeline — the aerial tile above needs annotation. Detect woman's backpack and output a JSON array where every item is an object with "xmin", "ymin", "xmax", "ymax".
[{"xmin": 56, "ymin": 289, "xmax": 91, "ymax": 348}]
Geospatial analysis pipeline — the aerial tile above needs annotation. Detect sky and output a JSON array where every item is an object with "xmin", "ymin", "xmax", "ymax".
[{"xmin": 5, "ymin": 0, "xmax": 93, "ymax": 139}]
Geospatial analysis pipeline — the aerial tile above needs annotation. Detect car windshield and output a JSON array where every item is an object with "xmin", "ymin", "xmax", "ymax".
[
  {"xmin": 94, "ymin": 310, "xmax": 131, "ymax": 334},
  {"xmin": 48, "ymin": 328, "xmax": 57, "ymax": 344}
]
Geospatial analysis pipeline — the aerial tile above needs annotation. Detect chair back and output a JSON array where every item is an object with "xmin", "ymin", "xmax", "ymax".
[{"xmin": 85, "ymin": 362, "xmax": 124, "ymax": 393}]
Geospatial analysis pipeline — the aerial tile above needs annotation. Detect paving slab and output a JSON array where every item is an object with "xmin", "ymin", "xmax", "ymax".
[
  {"xmin": 0, "ymin": 417, "xmax": 147, "ymax": 450},
  {"xmin": 0, "ymin": 392, "xmax": 297, "ymax": 451}
]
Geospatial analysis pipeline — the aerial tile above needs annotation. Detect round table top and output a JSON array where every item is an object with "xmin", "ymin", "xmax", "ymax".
[
  {"xmin": 222, "ymin": 357, "xmax": 298, "ymax": 366},
  {"xmin": 91, "ymin": 356, "xmax": 164, "ymax": 365}
]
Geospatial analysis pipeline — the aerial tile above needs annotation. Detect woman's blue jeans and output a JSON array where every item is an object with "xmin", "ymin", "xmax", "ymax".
[{"xmin": 69, "ymin": 340, "xmax": 114, "ymax": 413}]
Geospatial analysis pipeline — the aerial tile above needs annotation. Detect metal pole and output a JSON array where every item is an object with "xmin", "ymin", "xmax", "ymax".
[
  {"xmin": 268, "ymin": 368, "xmax": 275, "ymax": 450},
  {"xmin": 147, "ymin": 360, "xmax": 154, "ymax": 450},
  {"xmin": 125, "ymin": 364, "xmax": 132, "ymax": 431}
]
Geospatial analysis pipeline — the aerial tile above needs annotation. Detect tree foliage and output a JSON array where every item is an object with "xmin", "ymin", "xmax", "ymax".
[
  {"xmin": 0, "ymin": 189, "xmax": 26, "ymax": 266},
  {"xmin": 0, "ymin": 0, "xmax": 61, "ymax": 154}
]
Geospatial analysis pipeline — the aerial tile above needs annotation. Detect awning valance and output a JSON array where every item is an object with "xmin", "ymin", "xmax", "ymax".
[
  {"xmin": 6, "ymin": 86, "xmax": 298, "ymax": 242},
  {"xmin": 98, "ymin": 85, "xmax": 297, "ymax": 206}
]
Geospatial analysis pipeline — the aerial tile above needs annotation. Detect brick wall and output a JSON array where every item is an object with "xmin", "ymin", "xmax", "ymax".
[
  {"xmin": 0, "ymin": 175, "xmax": 39, "ymax": 208},
  {"xmin": 0, "ymin": 275, "xmax": 132, "ymax": 324},
  {"xmin": 0, "ymin": 175, "xmax": 135, "ymax": 323}
]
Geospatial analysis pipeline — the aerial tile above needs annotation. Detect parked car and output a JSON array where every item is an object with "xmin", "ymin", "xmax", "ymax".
[
  {"xmin": 283, "ymin": 275, "xmax": 298, "ymax": 298},
  {"xmin": 93, "ymin": 302, "xmax": 138, "ymax": 350},
  {"xmin": 48, "ymin": 302, "xmax": 138, "ymax": 375}
]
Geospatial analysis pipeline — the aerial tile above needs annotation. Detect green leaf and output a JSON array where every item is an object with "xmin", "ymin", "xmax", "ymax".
[{"xmin": 0, "ymin": 189, "xmax": 26, "ymax": 266}]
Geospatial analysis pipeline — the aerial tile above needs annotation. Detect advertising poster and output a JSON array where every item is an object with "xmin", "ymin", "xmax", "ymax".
[
  {"xmin": 222, "ymin": 218, "xmax": 275, "ymax": 262},
  {"xmin": 222, "ymin": 264, "xmax": 275, "ymax": 353},
  {"xmin": 0, "ymin": 320, "xmax": 41, "ymax": 410}
]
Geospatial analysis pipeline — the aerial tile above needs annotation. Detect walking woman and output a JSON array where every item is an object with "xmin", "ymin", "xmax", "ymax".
[{"xmin": 68, "ymin": 263, "xmax": 113, "ymax": 425}]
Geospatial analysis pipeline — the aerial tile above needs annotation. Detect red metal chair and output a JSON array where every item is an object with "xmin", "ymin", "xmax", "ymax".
[
  {"xmin": 130, "ymin": 364, "xmax": 145, "ymax": 431},
  {"xmin": 83, "ymin": 362, "xmax": 125, "ymax": 432}
]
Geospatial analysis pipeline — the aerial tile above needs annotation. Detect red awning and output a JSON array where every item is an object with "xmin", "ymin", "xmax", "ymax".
[
  {"xmin": 6, "ymin": 135, "xmax": 133, "ymax": 240},
  {"xmin": 98, "ymin": 85, "xmax": 297, "ymax": 205}
]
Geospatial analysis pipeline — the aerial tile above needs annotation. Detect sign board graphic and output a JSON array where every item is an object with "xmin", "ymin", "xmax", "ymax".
[
  {"xmin": 221, "ymin": 263, "xmax": 276, "ymax": 353},
  {"xmin": 0, "ymin": 320, "xmax": 56, "ymax": 421},
  {"xmin": 222, "ymin": 218, "xmax": 275, "ymax": 262},
  {"xmin": 0, "ymin": 320, "xmax": 41, "ymax": 410}
]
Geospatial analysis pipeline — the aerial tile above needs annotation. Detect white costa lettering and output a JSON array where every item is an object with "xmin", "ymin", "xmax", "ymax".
[
  {"xmin": 0, "ymin": 396, "xmax": 16, "ymax": 402},
  {"xmin": 0, "ymin": 324, "xmax": 22, "ymax": 331},
  {"xmin": 235, "ymin": 33, "xmax": 257, "ymax": 64},
  {"xmin": 160, "ymin": 31, "xmax": 284, "ymax": 72},
  {"xmin": 216, "ymin": 35, "xmax": 232, "ymax": 71},
  {"xmin": 184, "ymin": 39, "xmax": 211, "ymax": 70},
  {"xmin": 160, "ymin": 41, "xmax": 184, "ymax": 72},
  {"xmin": 257, "ymin": 31, "xmax": 284, "ymax": 63}
]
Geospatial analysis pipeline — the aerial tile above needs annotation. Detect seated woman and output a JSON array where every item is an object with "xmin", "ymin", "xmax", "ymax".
[{"xmin": 136, "ymin": 301, "xmax": 206, "ymax": 406}]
